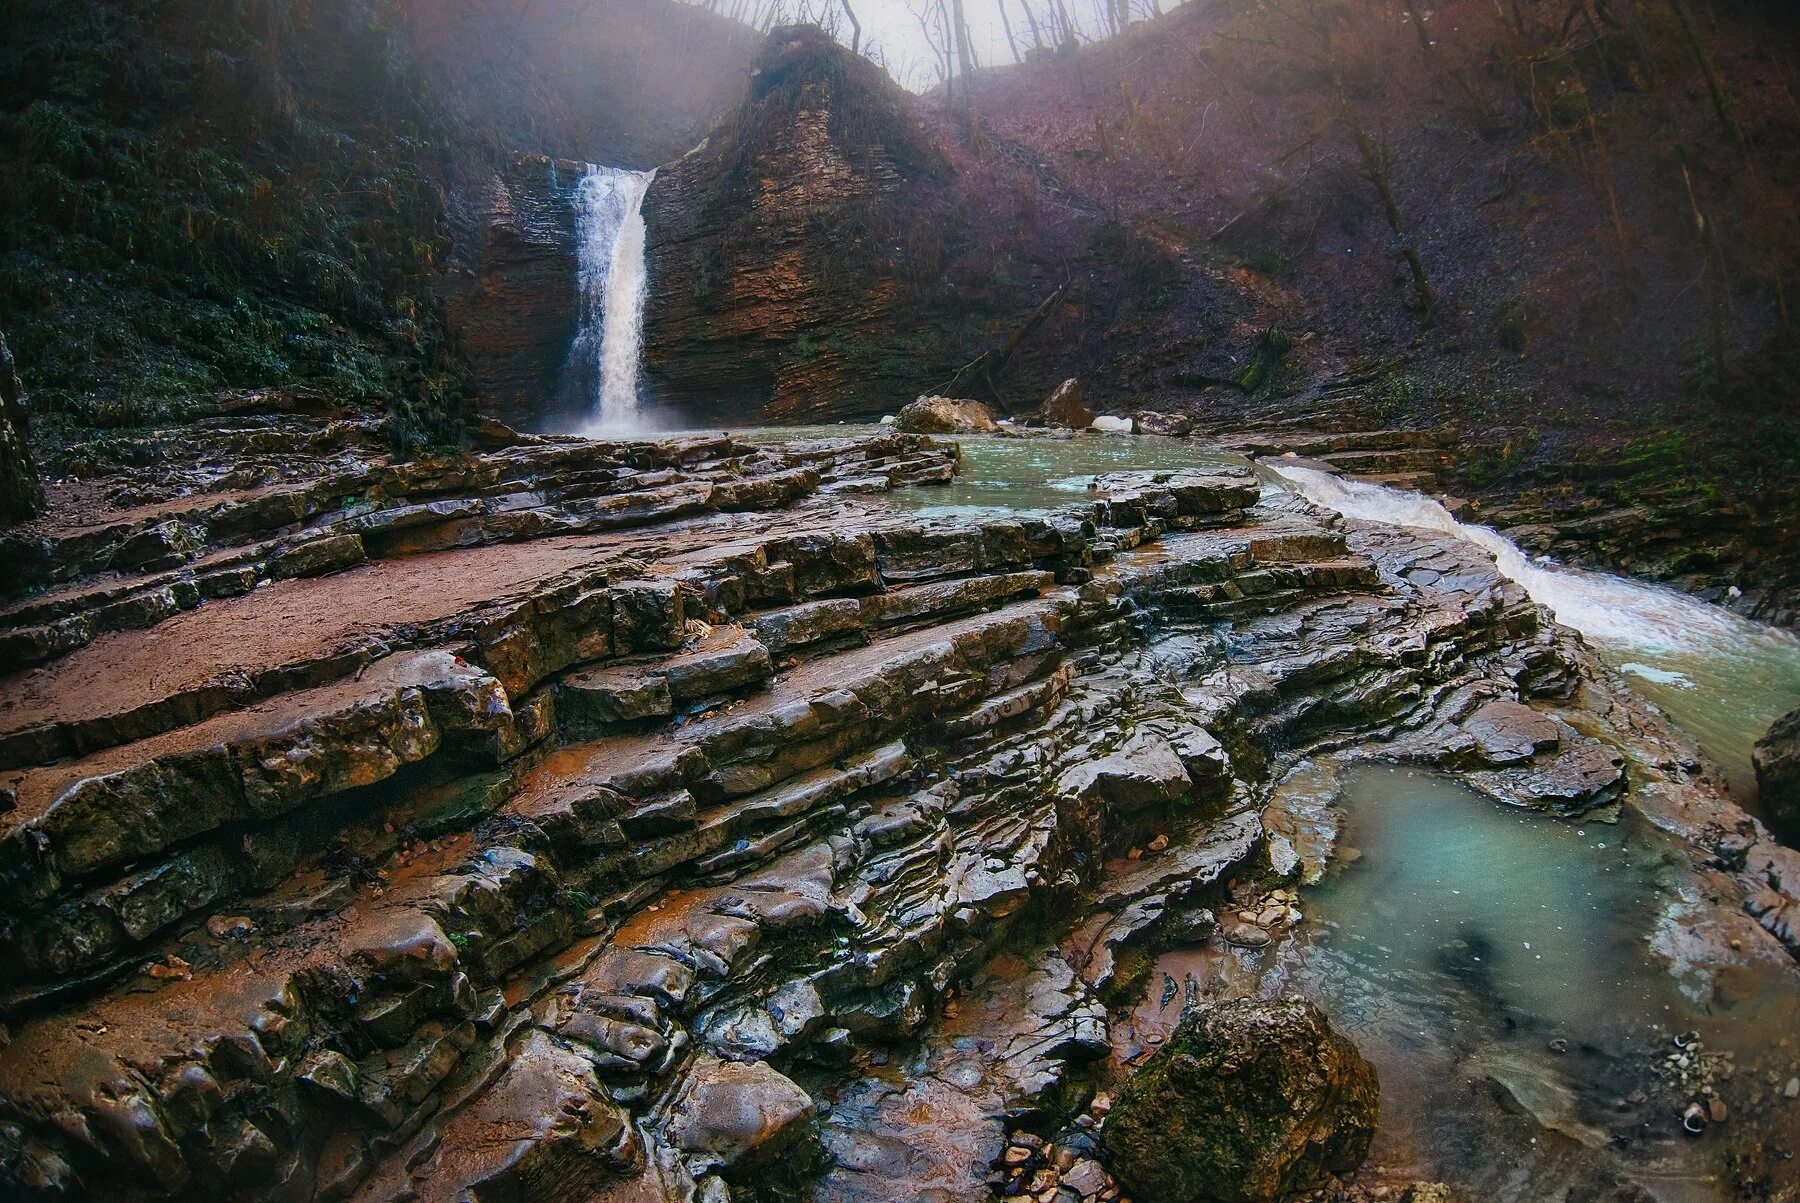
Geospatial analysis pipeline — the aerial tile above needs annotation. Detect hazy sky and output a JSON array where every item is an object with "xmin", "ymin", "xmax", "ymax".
[{"xmin": 739, "ymin": 0, "xmax": 1155, "ymax": 90}]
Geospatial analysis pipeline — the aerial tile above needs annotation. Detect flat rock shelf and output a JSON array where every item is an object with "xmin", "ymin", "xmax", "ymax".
[{"xmin": 0, "ymin": 421, "xmax": 1798, "ymax": 1203}]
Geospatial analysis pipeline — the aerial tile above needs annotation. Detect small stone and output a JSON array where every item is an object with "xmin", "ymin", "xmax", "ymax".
[
  {"xmin": 1146, "ymin": 833, "xmax": 1169, "ymax": 853},
  {"xmin": 1547, "ymin": 1038, "xmax": 1569, "ymax": 1054},
  {"xmin": 1709, "ymin": 1096, "xmax": 1728, "ymax": 1123},
  {"xmin": 1785, "ymin": 1077, "xmax": 1799, "ymax": 1099},
  {"xmin": 1223, "ymin": 922, "xmax": 1272, "ymax": 949},
  {"xmin": 1005, "ymin": 1145, "xmax": 1034, "ymax": 1166},
  {"xmin": 207, "ymin": 914, "xmax": 258, "ymax": 940},
  {"xmin": 1063, "ymin": 1159, "xmax": 1108, "ymax": 1196}
]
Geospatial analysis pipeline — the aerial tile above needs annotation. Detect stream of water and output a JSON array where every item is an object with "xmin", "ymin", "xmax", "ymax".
[
  {"xmin": 1289, "ymin": 765, "xmax": 1800, "ymax": 1201},
  {"xmin": 566, "ymin": 165, "xmax": 655, "ymax": 433},
  {"xmin": 1263, "ymin": 461, "xmax": 1800, "ymax": 808},
  {"xmin": 730, "ymin": 426, "xmax": 1800, "ymax": 1198}
]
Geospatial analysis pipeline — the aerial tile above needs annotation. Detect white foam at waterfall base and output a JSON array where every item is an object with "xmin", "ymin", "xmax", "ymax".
[
  {"xmin": 1265, "ymin": 461, "xmax": 1800, "ymax": 801},
  {"xmin": 567, "ymin": 165, "xmax": 655, "ymax": 434}
]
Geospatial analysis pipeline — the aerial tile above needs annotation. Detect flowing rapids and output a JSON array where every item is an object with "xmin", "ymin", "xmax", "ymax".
[
  {"xmin": 567, "ymin": 164, "xmax": 655, "ymax": 432},
  {"xmin": 1265, "ymin": 460, "xmax": 1800, "ymax": 806}
]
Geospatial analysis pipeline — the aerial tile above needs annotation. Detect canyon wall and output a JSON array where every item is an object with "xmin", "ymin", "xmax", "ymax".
[
  {"xmin": 442, "ymin": 158, "xmax": 586, "ymax": 432},
  {"xmin": 641, "ymin": 27, "xmax": 956, "ymax": 423}
]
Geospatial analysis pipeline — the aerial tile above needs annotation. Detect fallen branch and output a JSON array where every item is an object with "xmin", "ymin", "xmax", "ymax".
[{"xmin": 931, "ymin": 264, "xmax": 1074, "ymax": 411}]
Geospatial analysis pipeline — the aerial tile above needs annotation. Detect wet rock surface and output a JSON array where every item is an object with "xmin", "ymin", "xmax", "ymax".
[
  {"xmin": 1755, "ymin": 707, "xmax": 1800, "ymax": 844},
  {"xmin": 0, "ymin": 422, "xmax": 1794, "ymax": 1202},
  {"xmin": 1104, "ymin": 998, "xmax": 1379, "ymax": 1203},
  {"xmin": 1041, "ymin": 380, "xmax": 1095, "ymax": 432},
  {"xmin": 895, "ymin": 396, "xmax": 1001, "ymax": 435}
]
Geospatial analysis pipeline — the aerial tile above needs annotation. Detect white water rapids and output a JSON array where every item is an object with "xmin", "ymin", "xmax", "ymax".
[
  {"xmin": 1265, "ymin": 461, "xmax": 1800, "ymax": 804},
  {"xmin": 567, "ymin": 165, "xmax": 655, "ymax": 432}
]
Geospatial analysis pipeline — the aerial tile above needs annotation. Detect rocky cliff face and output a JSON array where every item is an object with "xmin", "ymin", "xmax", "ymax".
[
  {"xmin": 442, "ymin": 158, "xmax": 586, "ymax": 432},
  {"xmin": 641, "ymin": 28, "xmax": 957, "ymax": 422},
  {"xmin": 0, "ymin": 332, "xmax": 43, "ymax": 522}
]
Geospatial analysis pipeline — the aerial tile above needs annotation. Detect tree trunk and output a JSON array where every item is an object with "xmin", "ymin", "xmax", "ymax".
[
  {"xmin": 1021, "ymin": 0, "xmax": 1045, "ymax": 49},
  {"xmin": 840, "ymin": 0, "xmax": 861, "ymax": 53},
  {"xmin": 1667, "ymin": 0, "xmax": 1740, "ymax": 144},
  {"xmin": 952, "ymin": 0, "xmax": 977, "ymax": 80},
  {"xmin": 1339, "ymin": 87, "xmax": 1435, "ymax": 321},
  {"xmin": 1677, "ymin": 147, "xmax": 1731, "ymax": 382},
  {"xmin": 997, "ymin": 0, "xmax": 1024, "ymax": 63}
]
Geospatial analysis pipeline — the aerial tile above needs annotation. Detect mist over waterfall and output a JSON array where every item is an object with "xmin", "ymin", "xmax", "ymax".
[{"xmin": 567, "ymin": 165, "xmax": 655, "ymax": 432}]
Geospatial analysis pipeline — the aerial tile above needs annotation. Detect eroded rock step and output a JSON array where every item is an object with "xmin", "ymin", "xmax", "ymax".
[
  {"xmin": 0, "ymin": 426, "xmax": 954, "ymax": 676},
  {"xmin": 1211, "ymin": 425, "xmax": 1454, "ymax": 492},
  {"xmin": 1, "ymin": 432, "xmax": 1792, "ymax": 1203}
]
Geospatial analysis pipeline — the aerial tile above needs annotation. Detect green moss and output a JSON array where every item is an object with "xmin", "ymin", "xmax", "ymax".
[
  {"xmin": 1235, "ymin": 325, "xmax": 1292, "ymax": 393},
  {"xmin": 0, "ymin": 0, "xmax": 471, "ymax": 451}
]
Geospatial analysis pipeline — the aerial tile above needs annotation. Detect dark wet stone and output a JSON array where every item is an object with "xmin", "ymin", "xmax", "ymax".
[
  {"xmin": 1755, "ymin": 707, "xmax": 1800, "ymax": 844},
  {"xmin": 1105, "ymin": 997, "xmax": 1378, "ymax": 1203}
]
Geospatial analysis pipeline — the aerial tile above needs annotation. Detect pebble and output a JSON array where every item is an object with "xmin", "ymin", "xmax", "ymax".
[
  {"xmin": 1146, "ymin": 833, "xmax": 1169, "ymax": 852},
  {"xmin": 1223, "ymin": 921, "xmax": 1272, "ymax": 949},
  {"xmin": 1063, "ymin": 1160, "xmax": 1108, "ymax": 1195},
  {"xmin": 206, "ymin": 914, "xmax": 257, "ymax": 940},
  {"xmin": 1785, "ymin": 1077, "xmax": 1800, "ymax": 1099}
]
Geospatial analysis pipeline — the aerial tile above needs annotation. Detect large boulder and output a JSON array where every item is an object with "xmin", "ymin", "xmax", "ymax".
[
  {"xmin": 895, "ymin": 394, "xmax": 999, "ymax": 434},
  {"xmin": 1057, "ymin": 731, "xmax": 1192, "ymax": 811},
  {"xmin": 1042, "ymin": 378, "xmax": 1095, "ymax": 429},
  {"xmin": 1103, "ymin": 997, "xmax": 1379, "ymax": 1203},
  {"xmin": 665, "ymin": 1056, "xmax": 817, "ymax": 1177},
  {"xmin": 1755, "ymin": 707, "xmax": 1800, "ymax": 844},
  {"xmin": 1135, "ymin": 410, "xmax": 1193, "ymax": 437}
]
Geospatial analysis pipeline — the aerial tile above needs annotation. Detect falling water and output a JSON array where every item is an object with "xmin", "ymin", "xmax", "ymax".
[
  {"xmin": 567, "ymin": 165, "xmax": 655, "ymax": 432},
  {"xmin": 1265, "ymin": 461, "xmax": 1800, "ymax": 802}
]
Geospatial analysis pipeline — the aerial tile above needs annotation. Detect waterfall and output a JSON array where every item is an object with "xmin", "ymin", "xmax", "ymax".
[
  {"xmin": 567, "ymin": 165, "xmax": 655, "ymax": 432},
  {"xmin": 1265, "ymin": 460, "xmax": 1800, "ymax": 800}
]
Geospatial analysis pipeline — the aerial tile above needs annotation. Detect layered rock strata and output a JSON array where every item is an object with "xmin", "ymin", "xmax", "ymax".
[{"xmin": 0, "ymin": 424, "xmax": 1793, "ymax": 1203}]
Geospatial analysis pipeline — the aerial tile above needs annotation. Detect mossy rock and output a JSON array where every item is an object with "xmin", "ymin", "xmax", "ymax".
[{"xmin": 1103, "ymin": 997, "xmax": 1378, "ymax": 1203}]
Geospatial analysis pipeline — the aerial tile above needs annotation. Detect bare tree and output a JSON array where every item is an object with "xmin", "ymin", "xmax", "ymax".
[
  {"xmin": 1020, "ymin": 0, "xmax": 1046, "ymax": 50},
  {"xmin": 840, "ymin": 0, "xmax": 861, "ymax": 53},
  {"xmin": 951, "ymin": 0, "xmax": 978, "ymax": 80},
  {"xmin": 997, "ymin": 0, "xmax": 1024, "ymax": 63}
]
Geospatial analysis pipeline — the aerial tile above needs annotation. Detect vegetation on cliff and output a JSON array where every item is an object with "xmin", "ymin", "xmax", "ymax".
[{"xmin": 0, "ymin": 0, "xmax": 472, "ymax": 451}]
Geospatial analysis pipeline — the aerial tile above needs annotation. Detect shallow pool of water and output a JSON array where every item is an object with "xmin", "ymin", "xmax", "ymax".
[
  {"xmin": 1295, "ymin": 764, "xmax": 1800, "ymax": 1201},
  {"xmin": 741, "ymin": 425, "xmax": 1246, "ymax": 519}
]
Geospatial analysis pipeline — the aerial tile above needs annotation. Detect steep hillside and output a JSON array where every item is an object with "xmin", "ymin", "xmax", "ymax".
[
  {"xmin": 941, "ymin": 0, "xmax": 1800, "ymax": 616},
  {"xmin": 0, "ymin": 0, "xmax": 756, "ymax": 455},
  {"xmin": 0, "ymin": 0, "xmax": 468, "ymax": 449},
  {"xmin": 640, "ymin": 1, "xmax": 1800, "ymax": 619}
]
